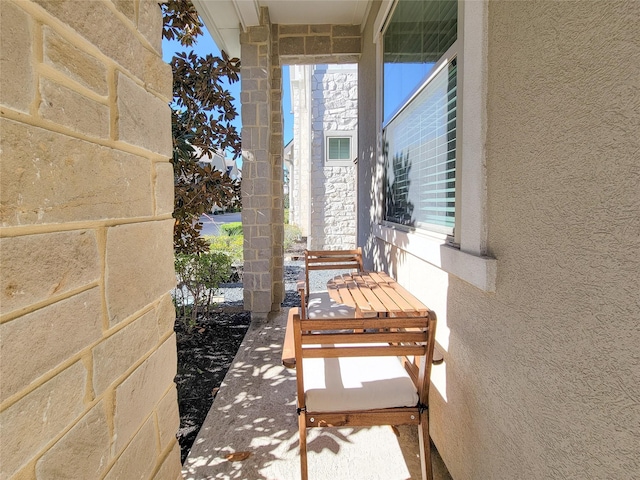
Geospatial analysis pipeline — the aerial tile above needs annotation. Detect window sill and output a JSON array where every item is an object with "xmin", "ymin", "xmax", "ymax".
[{"xmin": 374, "ymin": 224, "xmax": 497, "ymax": 292}]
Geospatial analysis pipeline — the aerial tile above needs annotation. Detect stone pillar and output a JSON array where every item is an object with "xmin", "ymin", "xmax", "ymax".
[
  {"xmin": 0, "ymin": 1, "xmax": 181, "ymax": 478},
  {"xmin": 240, "ymin": 7, "xmax": 284, "ymax": 315},
  {"xmin": 270, "ymin": 24, "xmax": 285, "ymax": 310}
]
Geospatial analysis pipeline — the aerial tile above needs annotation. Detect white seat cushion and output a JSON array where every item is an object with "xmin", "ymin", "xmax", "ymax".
[
  {"xmin": 303, "ymin": 354, "xmax": 418, "ymax": 412},
  {"xmin": 307, "ymin": 292, "xmax": 356, "ymax": 319}
]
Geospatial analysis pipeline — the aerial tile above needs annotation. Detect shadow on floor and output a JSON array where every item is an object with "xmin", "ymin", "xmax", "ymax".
[{"xmin": 183, "ymin": 310, "xmax": 452, "ymax": 480}]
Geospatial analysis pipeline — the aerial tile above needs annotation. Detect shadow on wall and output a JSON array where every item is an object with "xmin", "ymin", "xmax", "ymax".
[
  {"xmin": 385, "ymin": 149, "xmax": 415, "ymax": 229},
  {"xmin": 368, "ymin": 139, "xmax": 413, "ymax": 277}
]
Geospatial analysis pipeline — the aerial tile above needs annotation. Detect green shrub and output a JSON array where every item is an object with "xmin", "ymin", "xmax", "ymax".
[
  {"xmin": 284, "ymin": 223, "xmax": 302, "ymax": 251},
  {"xmin": 173, "ymin": 251, "xmax": 233, "ymax": 329},
  {"xmin": 220, "ymin": 222, "xmax": 243, "ymax": 236},
  {"xmin": 207, "ymin": 234, "xmax": 243, "ymax": 262}
]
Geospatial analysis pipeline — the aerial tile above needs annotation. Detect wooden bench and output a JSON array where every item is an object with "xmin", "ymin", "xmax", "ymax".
[
  {"xmin": 291, "ymin": 309, "xmax": 438, "ymax": 480},
  {"xmin": 282, "ymin": 249, "xmax": 365, "ymax": 369},
  {"xmin": 303, "ymin": 247, "xmax": 363, "ymax": 298}
]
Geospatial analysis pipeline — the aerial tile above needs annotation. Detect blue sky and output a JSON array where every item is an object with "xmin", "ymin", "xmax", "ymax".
[{"xmin": 162, "ymin": 26, "xmax": 294, "ymax": 167}]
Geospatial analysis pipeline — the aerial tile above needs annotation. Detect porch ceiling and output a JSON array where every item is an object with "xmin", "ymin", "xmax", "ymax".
[{"xmin": 192, "ymin": 0, "xmax": 372, "ymax": 58}]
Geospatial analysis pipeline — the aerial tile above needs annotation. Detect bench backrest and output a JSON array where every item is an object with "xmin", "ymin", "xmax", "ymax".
[
  {"xmin": 303, "ymin": 248, "xmax": 364, "ymax": 296},
  {"xmin": 292, "ymin": 311, "xmax": 438, "ymax": 411}
]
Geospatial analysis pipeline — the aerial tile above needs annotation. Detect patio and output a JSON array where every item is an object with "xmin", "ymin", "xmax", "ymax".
[{"xmin": 182, "ymin": 307, "xmax": 452, "ymax": 480}]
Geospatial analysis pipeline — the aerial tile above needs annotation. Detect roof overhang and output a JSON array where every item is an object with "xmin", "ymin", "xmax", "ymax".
[{"xmin": 192, "ymin": 0, "xmax": 372, "ymax": 58}]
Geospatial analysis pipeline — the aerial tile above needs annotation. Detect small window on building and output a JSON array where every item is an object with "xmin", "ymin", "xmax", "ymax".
[
  {"xmin": 328, "ymin": 137, "xmax": 351, "ymax": 160},
  {"xmin": 324, "ymin": 131, "xmax": 356, "ymax": 166}
]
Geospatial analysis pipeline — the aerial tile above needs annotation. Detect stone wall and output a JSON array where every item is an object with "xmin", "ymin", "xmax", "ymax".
[
  {"xmin": 239, "ymin": 16, "xmax": 361, "ymax": 312},
  {"xmin": 0, "ymin": 1, "xmax": 181, "ymax": 478},
  {"xmin": 240, "ymin": 7, "xmax": 285, "ymax": 314},
  {"xmin": 278, "ymin": 24, "xmax": 361, "ymax": 65},
  {"xmin": 288, "ymin": 63, "xmax": 358, "ymax": 250},
  {"xmin": 309, "ymin": 64, "xmax": 357, "ymax": 249}
]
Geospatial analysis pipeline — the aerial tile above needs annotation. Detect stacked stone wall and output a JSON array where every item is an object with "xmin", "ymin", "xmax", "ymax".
[
  {"xmin": 240, "ymin": 7, "xmax": 284, "ymax": 314},
  {"xmin": 277, "ymin": 24, "xmax": 361, "ymax": 65},
  {"xmin": 309, "ymin": 65, "xmax": 358, "ymax": 249},
  {"xmin": 0, "ymin": 1, "xmax": 181, "ymax": 478}
]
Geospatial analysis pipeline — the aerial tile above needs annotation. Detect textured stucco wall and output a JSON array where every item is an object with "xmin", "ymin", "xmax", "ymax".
[
  {"xmin": 366, "ymin": 1, "xmax": 639, "ymax": 479},
  {"xmin": 0, "ymin": 1, "xmax": 181, "ymax": 478},
  {"xmin": 475, "ymin": 2, "xmax": 638, "ymax": 477},
  {"xmin": 358, "ymin": 1, "xmax": 381, "ymax": 270}
]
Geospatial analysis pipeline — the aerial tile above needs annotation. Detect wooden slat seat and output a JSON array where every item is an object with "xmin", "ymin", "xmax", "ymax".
[{"xmin": 306, "ymin": 292, "xmax": 356, "ymax": 319}]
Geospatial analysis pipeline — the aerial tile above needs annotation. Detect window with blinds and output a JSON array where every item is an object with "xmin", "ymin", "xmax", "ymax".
[
  {"xmin": 383, "ymin": 0, "xmax": 458, "ymax": 234},
  {"xmin": 327, "ymin": 137, "xmax": 351, "ymax": 161}
]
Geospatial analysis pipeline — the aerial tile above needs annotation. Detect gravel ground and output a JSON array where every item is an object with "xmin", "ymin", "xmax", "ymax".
[{"xmin": 218, "ymin": 260, "xmax": 348, "ymax": 306}]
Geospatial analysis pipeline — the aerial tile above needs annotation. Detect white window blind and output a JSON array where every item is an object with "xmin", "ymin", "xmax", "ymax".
[{"xmin": 384, "ymin": 58, "xmax": 457, "ymax": 233}]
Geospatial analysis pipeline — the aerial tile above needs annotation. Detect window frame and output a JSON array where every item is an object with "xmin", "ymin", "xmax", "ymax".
[
  {"xmin": 324, "ymin": 130, "xmax": 357, "ymax": 167},
  {"xmin": 382, "ymin": 44, "xmax": 459, "ymax": 237},
  {"xmin": 373, "ymin": 0, "xmax": 496, "ymax": 292},
  {"xmin": 379, "ymin": 0, "xmax": 460, "ymax": 241}
]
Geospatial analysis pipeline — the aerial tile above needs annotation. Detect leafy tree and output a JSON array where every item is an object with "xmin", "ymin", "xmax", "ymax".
[{"xmin": 161, "ymin": 0, "xmax": 242, "ymax": 254}]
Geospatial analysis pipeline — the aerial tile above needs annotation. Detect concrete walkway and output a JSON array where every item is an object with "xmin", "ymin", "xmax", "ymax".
[{"xmin": 182, "ymin": 310, "xmax": 453, "ymax": 480}]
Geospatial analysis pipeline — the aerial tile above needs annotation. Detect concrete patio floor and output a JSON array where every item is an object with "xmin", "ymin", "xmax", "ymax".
[{"xmin": 183, "ymin": 309, "xmax": 453, "ymax": 480}]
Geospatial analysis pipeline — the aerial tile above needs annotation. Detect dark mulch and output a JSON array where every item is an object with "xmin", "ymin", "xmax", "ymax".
[
  {"xmin": 174, "ymin": 307, "xmax": 252, "ymax": 463},
  {"xmin": 174, "ymin": 239, "xmax": 306, "ymax": 463}
]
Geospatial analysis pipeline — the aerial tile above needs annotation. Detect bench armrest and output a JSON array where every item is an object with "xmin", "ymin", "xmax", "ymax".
[
  {"xmin": 281, "ymin": 307, "xmax": 299, "ymax": 369},
  {"xmin": 296, "ymin": 269, "xmax": 307, "ymax": 296}
]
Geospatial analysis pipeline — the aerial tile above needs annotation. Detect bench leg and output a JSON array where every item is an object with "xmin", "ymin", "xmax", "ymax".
[
  {"xmin": 299, "ymin": 411, "xmax": 309, "ymax": 480},
  {"xmin": 418, "ymin": 411, "xmax": 433, "ymax": 480}
]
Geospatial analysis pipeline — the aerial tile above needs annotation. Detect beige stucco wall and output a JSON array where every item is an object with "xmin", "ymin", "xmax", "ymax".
[
  {"xmin": 0, "ymin": 1, "xmax": 181, "ymax": 478},
  {"xmin": 357, "ymin": 0, "xmax": 381, "ymax": 268},
  {"xmin": 364, "ymin": 1, "xmax": 639, "ymax": 479}
]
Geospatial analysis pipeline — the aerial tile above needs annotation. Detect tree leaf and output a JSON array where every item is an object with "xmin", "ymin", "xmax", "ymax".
[{"xmin": 225, "ymin": 451, "xmax": 251, "ymax": 462}]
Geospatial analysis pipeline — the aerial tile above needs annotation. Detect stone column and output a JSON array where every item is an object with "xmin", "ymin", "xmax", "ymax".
[
  {"xmin": 240, "ymin": 7, "xmax": 284, "ymax": 315},
  {"xmin": 270, "ymin": 24, "xmax": 285, "ymax": 310}
]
